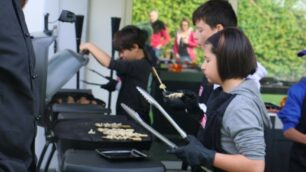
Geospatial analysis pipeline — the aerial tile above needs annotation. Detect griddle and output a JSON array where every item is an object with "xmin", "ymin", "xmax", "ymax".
[
  {"xmin": 54, "ymin": 117, "xmax": 152, "ymax": 154},
  {"xmin": 33, "ymin": 33, "xmax": 154, "ymax": 171}
]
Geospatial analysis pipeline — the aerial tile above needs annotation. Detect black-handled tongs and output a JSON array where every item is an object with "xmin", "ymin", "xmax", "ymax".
[{"xmin": 121, "ymin": 96, "xmax": 206, "ymax": 171}]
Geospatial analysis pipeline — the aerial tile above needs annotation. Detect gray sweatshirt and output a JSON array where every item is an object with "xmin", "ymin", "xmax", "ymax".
[{"xmin": 221, "ymin": 79, "xmax": 272, "ymax": 160}]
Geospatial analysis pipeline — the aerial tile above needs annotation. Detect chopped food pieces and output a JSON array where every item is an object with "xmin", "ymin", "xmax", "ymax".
[
  {"xmin": 67, "ymin": 96, "xmax": 75, "ymax": 104},
  {"xmin": 77, "ymin": 96, "xmax": 91, "ymax": 104},
  {"xmin": 93, "ymin": 122, "xmax": 148, "ymax": 141},
  {"xmin": 88, "ymin": 129, "xmax": 96, "ymax": 134},
  {"xmin": 165, "ymin": 92, "xmax": 184, "ymax": 99},
  {"xmin": 55, "ymin": 96, "xmax": 98, "ymax": 105},
  {"xmin": 159, "ymin": 84, "xmax": 166, "ymax": 90},
  {"xmin": 95, "ymin": 122, "xmax": 131, "ymax": 128}
]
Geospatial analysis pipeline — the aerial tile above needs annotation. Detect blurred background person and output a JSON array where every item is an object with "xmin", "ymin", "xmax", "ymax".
[
  {"xmin": 173, "ymin": 18, "xmax": 197, "ymax": 63},
  {"xmin": 80, "ymin": 25, "xmax": 154, "ymax": 124},
  {"xmin": 149, "ymin": 10, "xmax": 171, "ymax": 58},
  {"xmin": 278, "ymin": 51, "xmax": 306, "ymax": 172}
]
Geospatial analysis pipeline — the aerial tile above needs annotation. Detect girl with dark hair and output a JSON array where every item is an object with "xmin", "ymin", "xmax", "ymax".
[
  {"xmin": 80, "ymin": 25, "xmax": 155, "ymax": 124},
  {"xmin": 173, "ymin": 28, "xmax": 271, "ymax": 172}
]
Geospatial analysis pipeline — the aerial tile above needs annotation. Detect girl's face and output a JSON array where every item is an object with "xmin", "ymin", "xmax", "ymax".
[{"xmin": 201, "ymin": 44, "xmax": 222, "ymax": 84}]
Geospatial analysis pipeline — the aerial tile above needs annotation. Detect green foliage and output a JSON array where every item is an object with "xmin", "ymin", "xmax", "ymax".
[
  {"xmin": 132, "ymin": 0, "xmax": 306, "ymax": 81},
  {"xmin": 238, "ymin": 0, "xmax": 306, "ymax": 81},
  {"xmin": 132, "ymin": 0, "xmax": 206, "ymax": 62}
]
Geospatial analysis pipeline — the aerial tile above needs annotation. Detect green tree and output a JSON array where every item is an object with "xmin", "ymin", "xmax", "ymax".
[
  {"xmin": 132, "ymin": 0, "xmax": 206, "ymax": 63},
  {"xmin": 132, "ymin": 0, "xmax": 306, "ymax": 81},
  {"xmin": 238, "ymin": 0, "xmax": 306, "ymax": 81}
]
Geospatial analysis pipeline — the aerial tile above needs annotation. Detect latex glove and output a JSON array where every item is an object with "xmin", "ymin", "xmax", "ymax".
[{"xmin": 173, "ymin": 135, "xmax": 215, "ymax": 168}]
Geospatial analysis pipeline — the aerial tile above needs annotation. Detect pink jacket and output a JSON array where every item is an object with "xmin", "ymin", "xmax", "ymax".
[
  {"xmin": 151, "ymin": 28, "xmax": 171, "ymax": 48},
  {"xmin": 173, "ymin": 29, "xmax": 197, "ymax": 61}
]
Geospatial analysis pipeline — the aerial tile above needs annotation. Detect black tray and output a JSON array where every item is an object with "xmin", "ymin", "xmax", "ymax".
[{"xmin": 96, "ymin": 149, "xmax": 148, "ymax": 160}]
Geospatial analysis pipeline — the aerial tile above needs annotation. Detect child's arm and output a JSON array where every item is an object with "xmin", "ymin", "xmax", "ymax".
[
  {"xmin": 80, "ymin": 42, "xmax": 111, "ymax": 67},
  {"xmin": 283, "ymin": 128, "xmax": 306, "ymax": 144},
  {"xmin": 174, "ymin": 135, "xmax": 264, "ymax": 172},
  {"xmin": 214, "ymin": 153, "xmax": 264, "ymax": 172}
]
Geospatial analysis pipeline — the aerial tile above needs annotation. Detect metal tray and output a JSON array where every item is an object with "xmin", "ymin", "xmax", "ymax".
[{"xmin": 96, "ymin": 149, "xmax": 148, "ymax": 160}]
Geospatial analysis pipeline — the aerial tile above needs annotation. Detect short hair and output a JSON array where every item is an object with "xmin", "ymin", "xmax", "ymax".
[
  {"xmin": 151, "ymin": 20, "xmax": 166, "ymax": 33},
  {"xmin": 205, "ymin": 28, "xmax": 257, "ymax": 81},
  {"xmin": 113, "ymin": 25, "xmax": 148, "ymax": 51},
  {"xmin": 192, "ymin": 0, "xmax": 237, "ymax": 28}
]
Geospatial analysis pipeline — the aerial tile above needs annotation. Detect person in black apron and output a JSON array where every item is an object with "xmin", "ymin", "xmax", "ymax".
[
  {"xmin": 173, "ymin": 28, "xmax": 271, "ymax": 172},
  {"xmin": 80, "ymin": 25, "xmax": 155, "ymax": 124},
  {"xmin": 0, "ymin": 0, "xmax": 38, "ymax": 171},
  {"xmin": 278, "ymin": 77, "xmax": 306, "ymax": 172},
  {"xmin": 179, "ymin": 0, "xmax": 238, "ymax": 121}
]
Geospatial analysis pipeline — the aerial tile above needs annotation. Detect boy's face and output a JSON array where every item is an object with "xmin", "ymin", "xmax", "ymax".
[
  {"xmin": 194, "ymin": 20, "xmax": 220, "ymax": 48},
  {"xmin": 201, "ymin": 44, "xmax": 221, "ymax": 84},
  {"xmin": 119, "ymin": 48, "xmax": 138, "ymax": 60}
]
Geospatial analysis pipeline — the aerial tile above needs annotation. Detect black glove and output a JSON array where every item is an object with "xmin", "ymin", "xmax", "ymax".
[
  {"xmin": 100, "ymin": 77, "xmax": 118, "ymax": 92},
  {"xmin": 162, "ymin": 91, "xmax": 185, "ymax": 109},
  {"xmin": 181, "ymin": 91, "xmax": 203, "ymax": 121},
  {"xmin": 173, "ymin": 135, "xmax": 215, "ymax": 168},
  {"xmin": 181, "ymin": 91, "xmax": 198, "ymax": 109}
]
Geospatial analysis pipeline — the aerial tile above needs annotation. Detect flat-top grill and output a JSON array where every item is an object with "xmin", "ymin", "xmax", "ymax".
[
  {"xmin": 54, "ymin": 116, "xmax": 152, "ymax": 154},
  {"xmin": 33, "ymin": 33, "xmax": 154, "ymax": 171}
]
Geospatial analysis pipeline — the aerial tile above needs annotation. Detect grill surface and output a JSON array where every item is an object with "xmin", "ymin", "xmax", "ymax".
[{"xmin": 54, "ymin": 116, "xmax": 153, "ymax": 152}]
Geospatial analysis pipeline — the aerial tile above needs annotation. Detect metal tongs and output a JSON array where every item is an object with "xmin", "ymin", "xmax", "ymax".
[
  {"xmin": 121, "ymin": 95, "xmax": 207, "ymax": 171},
  {"xmin": 136, "ymin": 86, "xmax": 187, "ymax": 139},
  {"xmin": 120, "ymin": 103, "xmax": 177, "ymax": 149}
]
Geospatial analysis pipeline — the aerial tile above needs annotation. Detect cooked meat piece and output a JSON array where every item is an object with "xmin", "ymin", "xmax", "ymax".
[
  {"xmin": 67, "ymin": 96, "xmax": 75, "ymax": 104},
  {"xmin": 78, "ymin": 96, "xmax": 91, "ymax": 104}
]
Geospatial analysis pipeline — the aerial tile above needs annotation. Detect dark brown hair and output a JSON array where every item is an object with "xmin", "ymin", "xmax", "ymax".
[
  {"xmin": 205, "ymin": 27, "xmax": 257, "ymax": 81},
  {"xmin": 113, "ymin": 25, "xmax": 157, "ymax": 66},
  {"xmin": 192, "ymin": 0, "xmax": 237, "ymax": 28},
  {"xmin": 113, "ymin": 25, "xmax": 148, "ymax": 51}
]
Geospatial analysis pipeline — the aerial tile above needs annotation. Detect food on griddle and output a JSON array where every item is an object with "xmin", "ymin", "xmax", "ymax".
[
  {"xmin": 95, "ymin": 123, "xmax": 148, "ymax": 141},
  {"xmin": 67, "ymin": 96, "xmax": 75, "ymax": 104},
  {"xmin": 54, "ymin": 95, "xmax": 99, "ymax": 105},
  {"xmin": 95, "ymin": 122, "xmax": 131, "ymax": 128},
  {"xmin": 77, "ymin": 96, "xmax": 91, "ymax": 104},
  {"xmin": 98, "ymin": 128, "xmax": 148, "ymax": 141},
  {"xmin": 56, "ymin": 98, "xmax": 63, "ymax": 104},
  {"xmin": 159, "ymin": 84, "xmax": 166, "ymax": 90},
  {"xmin": 88, "ymin": 129, "xmax": 96, "ymax": 134},
  {"xmin": 165, "ymin": 92, "xmax": 184, "ymax": 99}
]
